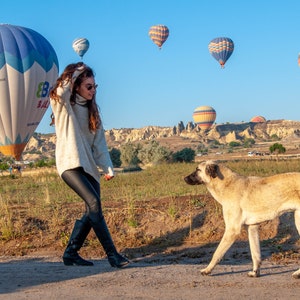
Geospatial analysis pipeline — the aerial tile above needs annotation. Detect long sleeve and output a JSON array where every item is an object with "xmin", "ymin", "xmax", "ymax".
[
  {"xmin": 50, "ymin": 82, "xmax": 113, "ymax": 182},
  {"xmin": 92, "ymin": 124, "xmax": 114, "ymax": 177}
]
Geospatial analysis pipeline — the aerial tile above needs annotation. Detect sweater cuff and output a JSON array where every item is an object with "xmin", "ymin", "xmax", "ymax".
[{"xmin": 107, "ymin": 166, "xmax": 114, "ymax": 177}]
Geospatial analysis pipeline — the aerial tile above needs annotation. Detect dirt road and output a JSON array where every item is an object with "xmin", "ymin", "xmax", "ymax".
[{"xmin": 1, "ymin": 254, "xmax": 300, "ymax": 300}]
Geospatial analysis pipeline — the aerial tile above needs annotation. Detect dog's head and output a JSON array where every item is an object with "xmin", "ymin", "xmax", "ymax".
[{"xmin": 184, "ymin": 160, "xmax": 220, "ymax": 185}]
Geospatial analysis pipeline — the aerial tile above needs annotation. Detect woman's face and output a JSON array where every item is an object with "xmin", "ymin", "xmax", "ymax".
[{"xmin": 76, "ymin": 76, "xmax": 97, "ymax": 100}]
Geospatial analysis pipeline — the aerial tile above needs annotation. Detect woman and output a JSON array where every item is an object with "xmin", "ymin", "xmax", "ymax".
[{"xmin": 50, "ymin": 62, "xmax": 129, "ymax": 268}]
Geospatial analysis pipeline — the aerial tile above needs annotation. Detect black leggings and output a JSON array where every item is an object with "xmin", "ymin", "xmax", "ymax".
[{"xmin": 61, "ymin": 167, "xmax": 104, "ymax": 224}]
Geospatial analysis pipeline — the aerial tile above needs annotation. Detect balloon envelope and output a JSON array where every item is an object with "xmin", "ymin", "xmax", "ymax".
[
  {"xmin": 0, "ymin": 24, "xmax": 59, "ymax": 160},
  {"xmin": 193, "ymin": 106, "xmax": 216, "ymax": 131},
  {"xmin": 208, "ymin": 37, "xmax": 234, "ymax": 68},
  {"xmin": 250, "ymin": 116, "xmax": 266, "ymax": 123},
  {"xmin": 72, "ymin": 38, "xmax": 89, "ymax": 58},
  {"xmin": 149, "ymin": 25, "xmax": 169, "ymax": 49}
]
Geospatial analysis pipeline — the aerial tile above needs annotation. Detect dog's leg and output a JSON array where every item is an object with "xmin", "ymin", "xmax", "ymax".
[
  {"xmin": 247, "ymin": 225, "xmax": 261, "ymax": 277},
  {"xmin": 292, "ymin": 210, "xmax": 300, "ymax": 279},
  {"xmin": 201, "ymin": 226, "xmax": 240, "ymax": 275}
]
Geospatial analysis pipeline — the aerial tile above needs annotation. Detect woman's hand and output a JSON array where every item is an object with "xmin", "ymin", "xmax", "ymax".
[
  {"xmin": 72, "ymin": 65, "xmax": 86, "ymax": 84},
  {"xmin": 104, "ymin": 174, "xmax": 114, "ymax": 181}
]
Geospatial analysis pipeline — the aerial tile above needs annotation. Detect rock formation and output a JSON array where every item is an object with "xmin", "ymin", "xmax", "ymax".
[{"xmin": 3, "ymin": 119, "xmax": 299, "ymax": 162}]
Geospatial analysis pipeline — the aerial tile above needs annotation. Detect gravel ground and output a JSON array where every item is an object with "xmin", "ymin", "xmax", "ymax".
[{"xmin": 1, "ymin": 254, "xmax": 300, "ymax": 300}]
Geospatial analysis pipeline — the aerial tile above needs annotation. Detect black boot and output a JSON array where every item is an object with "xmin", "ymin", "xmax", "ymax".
[
  {"xmin": 63, "ymin": 217, "xmax": 94, "ymax": 266},
  {"xmin": 91, "ymin": 217, "xmax": 129, "ymax": 268}
]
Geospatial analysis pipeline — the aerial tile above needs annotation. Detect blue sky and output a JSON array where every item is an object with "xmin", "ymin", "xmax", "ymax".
[{"xmin": 1, "ymin": 0, "xmax": 300, "ymax": 134}]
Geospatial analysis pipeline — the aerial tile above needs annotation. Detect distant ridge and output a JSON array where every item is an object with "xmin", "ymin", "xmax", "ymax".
[{"xmin": 5, "ymin": 119, "xmax": 300, "ymax": 162}]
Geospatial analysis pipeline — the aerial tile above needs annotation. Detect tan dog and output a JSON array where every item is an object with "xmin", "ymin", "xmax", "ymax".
[{"xmin": 184, "ymin": 160, "xmax": 300, "ymax": 278}]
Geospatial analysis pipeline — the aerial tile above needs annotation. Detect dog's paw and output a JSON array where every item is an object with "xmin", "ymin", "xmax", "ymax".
[
  {"xmin": 200, "ymin": 268, "xmax": 211, "ymax": 276},
  {"xmin": 292, "ymin": 269, "xmax": 300, "ymax": 279},
  {"xmin": 247, "ymin": 270, "xmax": 260, "ymax": 278}
]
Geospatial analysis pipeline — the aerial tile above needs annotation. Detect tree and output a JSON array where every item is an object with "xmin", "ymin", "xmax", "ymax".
[
  {"xmin": 0, "ymin": 156, "xmax": 13, "ymax": 171},
  {"xmin": 270, "ymin": 134, "xmax": 280, "ymax": 141},
  {"xmin": 208, "ymin": 140, "xmax": 221, "ymax": 149},
  {"xmin": 137, "ymin": 140, "xmax": 171, "ymax": 165},
  {"xmin": 172, "ymin": 148, "xmax": 195, "ymax": 162},
  {"xmin": 197, "ymin": 142, "xmax": 208, "ymax": 154},
  {"xmin": 269, "ymin": 143, "xmax": 286, "ymax": 154},
  {"xmin": 0, "ymin": 161, "xmax": 9, "ymax": 171},
  {"xmin": 120, "ymin": 142, "xmax": 142, "ymax": 167},
  {"xmin": 243, "ymin": 138, "xmax": 255, "ymax": 148},
  {"xmin": 228, "ymin": 141, "xmax": 241, "ymax": 148},
  {"xmin": 109, "ymin": 148, "xmax": 121, "ymax": 168}
]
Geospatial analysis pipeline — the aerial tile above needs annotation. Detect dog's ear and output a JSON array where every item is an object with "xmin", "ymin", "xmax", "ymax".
[{"xmin": 206, "ymin": 163, "xmax": 219, "ymax": 178}]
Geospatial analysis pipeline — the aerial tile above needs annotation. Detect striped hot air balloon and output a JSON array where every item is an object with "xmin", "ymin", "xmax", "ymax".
[
  {"xmin": 208, "ymin": 37, "xmax": 234, "ymax": 68},
  {"xmin": 149, "ymin": 25, "xmax": 169, "ymax": 49},
  {"xmin": 0, "ymin": 24, "xmax": 59, "ymax": 160},
  {"xmin": 250, "ymin": 116, "xmax": 266, "ymax": 123},
  {"xmin": 193, "ymin": 106, "xmax": 216, "ymax": 131},
  {"xmin": 72, "ymin": 38, "xmax": 89, "ymax": 59}
]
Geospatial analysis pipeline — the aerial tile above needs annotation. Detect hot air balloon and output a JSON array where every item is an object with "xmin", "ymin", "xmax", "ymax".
[
  {"xmin": 193, "ymin": 106, "xmax": 216, "ymax": 131},
  {"xmin": 72, "ymin": 38, "xmax": 89, "ymax": 59},
  {"xmin": 250, "ymin": 116, "xmax": 266, "ymax": 123},
  {"xmin": 0, "ymin": 24, "xmax": 59, "ymax": 160},
  {"xmin": 149, "ymin": 25, "xmax": 169, "ymax": 49},
  {"xmin": 298, "ymin": 53, "xmax": 300, "ymax": 67},
  {"xmin": 208, "ymin": 37, "xmax": 234, "ymax": 68}
]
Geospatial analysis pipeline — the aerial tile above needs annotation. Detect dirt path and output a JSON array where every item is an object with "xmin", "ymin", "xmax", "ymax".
[{"xmin": 1, "ymin": 254, "xmax": 300, "ymax": 300}]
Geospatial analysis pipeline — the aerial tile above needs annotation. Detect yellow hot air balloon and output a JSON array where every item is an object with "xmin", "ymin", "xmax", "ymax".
[
  {"xmin": 193, "ymin": 106, "xmax": 216, "ymax": 131},
  {"xmin": 0, "ymin": 24, "xmax": 59, "ymax": 160},
  {"xmin": 149, "ymin": 25, "xmax": 169, "ymax": 49}
]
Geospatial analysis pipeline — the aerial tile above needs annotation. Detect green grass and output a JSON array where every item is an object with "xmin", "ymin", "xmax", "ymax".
[{"xmin": 1, "ymin": 159, "xmax": 300, "ymax": 248}]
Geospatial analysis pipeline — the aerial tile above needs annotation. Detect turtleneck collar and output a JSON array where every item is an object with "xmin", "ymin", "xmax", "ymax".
[{"xmin": 75, "ymin": 94, "xmax": 88, "ymax": 106}]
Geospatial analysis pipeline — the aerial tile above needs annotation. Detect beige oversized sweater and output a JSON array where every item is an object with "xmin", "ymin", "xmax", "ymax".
[{"xmin": 50, "ymin": 80, "xmax": 114, "ymax": 182}]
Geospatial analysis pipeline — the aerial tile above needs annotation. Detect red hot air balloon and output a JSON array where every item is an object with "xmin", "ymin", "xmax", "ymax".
[
  {"xmin": 192, "ymin": 106, "xmax": 216, "ymax": 131},
  {"xmin": 149, "ymin": 25, "xmax": 169, "ymax": 49},
  {"xmin": 250, "ymin": 116, "xmax": 266, "ymax": 123}
]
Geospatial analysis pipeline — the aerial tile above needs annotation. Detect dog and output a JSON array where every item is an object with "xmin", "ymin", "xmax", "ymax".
[{"xmin": 184, "ymin": 160, "xmax": 300, "ymax": 278}]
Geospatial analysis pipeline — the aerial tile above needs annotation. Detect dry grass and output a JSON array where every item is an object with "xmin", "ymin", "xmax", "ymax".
[{"xmin": 0, "ymin": 160, "xmax": 300, "ymax": 263}]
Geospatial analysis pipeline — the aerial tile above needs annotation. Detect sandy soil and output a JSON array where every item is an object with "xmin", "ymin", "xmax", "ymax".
[
  {"xmin": 1, "ymin": 253, "xmax": 300, "ymax": 300},
  {"xmin": 2, "ymin": 160, "xmax": 300, "ymax": 299}
]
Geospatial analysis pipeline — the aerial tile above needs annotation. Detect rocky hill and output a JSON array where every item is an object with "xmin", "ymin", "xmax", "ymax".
[{"xmin": 19, "ymin": 119, "xmax": 300, "ymax": 161}]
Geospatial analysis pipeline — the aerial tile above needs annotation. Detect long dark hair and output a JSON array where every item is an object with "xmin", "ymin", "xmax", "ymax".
[{"xmin": 50, "ymin": 62, "xmax": 101, "ymax": 131}]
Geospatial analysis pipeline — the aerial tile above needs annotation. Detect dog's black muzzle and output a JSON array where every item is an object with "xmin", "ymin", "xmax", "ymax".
[{"xmin": 184, "ymin": 172, "xmax": 202, "ymax": 185}]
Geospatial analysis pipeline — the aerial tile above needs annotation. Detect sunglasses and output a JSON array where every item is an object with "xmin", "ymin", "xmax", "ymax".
[{"xmin": 86, "ymin": 84, "xmax": 98, "ymax": 91}]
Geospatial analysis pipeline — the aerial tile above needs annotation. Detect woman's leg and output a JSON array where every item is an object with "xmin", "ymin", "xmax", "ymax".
[
  {"xmin": 62, "ymin": 215, "xmax": 93, "ymax": 266},
  {"xmin": 62, "ymin": 168, "xmax": 129, "ymax": 268}
]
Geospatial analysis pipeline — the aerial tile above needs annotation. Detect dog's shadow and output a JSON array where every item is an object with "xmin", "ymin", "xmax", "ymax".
[
  {"xmin": 212, "ymin": 264, "xmax": 293, "ymax": 277},
  {"xmin": 260, "ymin": 212, "xmax": 300, "ymax": 255},
  {"xmin": 126, "ymin": 210, "xmax": 300, "ymax": 268}
]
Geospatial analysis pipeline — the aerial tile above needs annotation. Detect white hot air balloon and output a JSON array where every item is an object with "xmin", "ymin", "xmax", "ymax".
[
  {"xmin": 0, "ymin": 24, "xmax": 59, "ymax": 160},
  {"xmin": 72, "ymin": 38, "xmax": 90, "ymax": 59}
]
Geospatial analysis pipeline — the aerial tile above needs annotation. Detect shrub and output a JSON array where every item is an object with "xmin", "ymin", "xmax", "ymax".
[
  {"xmin": 229, "ymin": 141, "xmax": 241, "ymax": 147},
  {"xmin": 172, "ymin": 148, "xmax": 195, "ymax": 162},
  {"xmin": 33, "ymin": 158, "xmax": 55, "ymax": 168},
  {"xmin": 243, "ymin": 138, "xmax": 255, "ymax": 148},
  {"xmin": 270, "ymin": 134, "xmax": 280, "ymax": 141},
  {"xmin": 109, "ymin": 148, "xmax": 121, "ymax": 168},
  {"xmin": 137, "ymin": 141, "xmax": 171, "ymax": 165},
  {"xmin": 269, "ymin": 143, "xmax": 286, "ymax": 154},
  {"xmin": 120, "ymin": 142, "xmax": 141, "ymax": 167}
]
